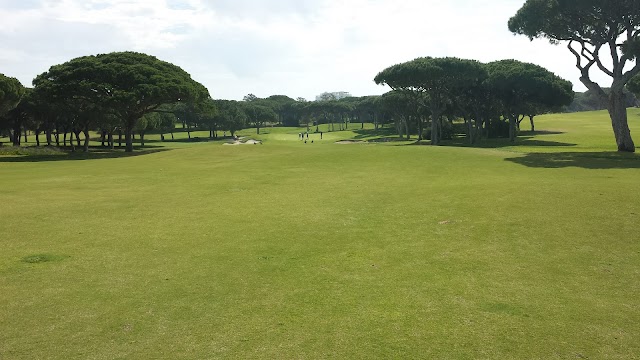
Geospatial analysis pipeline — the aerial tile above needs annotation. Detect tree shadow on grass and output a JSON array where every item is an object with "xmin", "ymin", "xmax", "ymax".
[
  {"xmin": 348, "ymin": 128, "xmax": 575, "ymax": 148},
  {"xmin": 0, "ymin": 147, "xmax": 171, "ymax": 163},
  {"xmin": 506, "ymin": 152, "xmax": 640, "ymax": 169},
  {"xmin": 351, "ymin": 128, "xmax": 400, "ymax": 140},
  {"xmin": 439, "ymin": 131, "xmax": 576, "ymax": 148},
  {"xmin": 142, "ymin": 137, "xmax": 227, "ymax": 144}
]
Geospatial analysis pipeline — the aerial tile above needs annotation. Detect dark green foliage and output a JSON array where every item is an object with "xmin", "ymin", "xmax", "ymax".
[
  {"xmin": 242, "ymin": 103, "xmax": 277, "ymax": 134},
  {"xmin": 0, "ymin": 73, "xmax": 25, "ymax": 116},
  {"xmin": 508, "ymin": 0, "xmax": 640, "ymax": 45},
  {"xmin": 486, "ymin": 119, "xmax": 511, "ymax": 138},
  {"xmin": 375, "ymin": 57, "xmax": 488, "ymax": 144},
  {"xmin": 485, "ymin": 59, "xmax": 574, "ymax": 141},
  {"xmin": 213, "ymin": 99, "xmax": 246, "ymax": 136},
  {"xmin": 33, "ymin": 51, "xmax": 209, "ymax": 152},
  {"xmin": 424, "ymin": 121, "xmax": 455, "ymax": 141},
  {"xmin": 509, "ymin": 0, "xmax": 640, "ymax": 151},
  {"xmin": 628, "ymin": 75, "xmax": 640, "ymax": 98}
]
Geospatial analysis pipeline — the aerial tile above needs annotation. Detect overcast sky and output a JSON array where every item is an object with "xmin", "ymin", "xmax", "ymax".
[{"xmin": 0, "ymin": 0, "xmax": 617, "ymax": 101}]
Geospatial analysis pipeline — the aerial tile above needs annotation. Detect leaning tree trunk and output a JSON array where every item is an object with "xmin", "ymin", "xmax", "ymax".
[
  {"xmin": 608, "ymin": 89, "xmax": 635, "ymax": 152},
  {"xmin": 83, "ymin": 125, "xmax": 90, "ymax": 152},
  {"xmin": 529, "ymin": 115, "xmax": 535, "ymax": 132},
  {"xmin": 74, "ymin": 130, "xmax": 82, "ymax": 147}
]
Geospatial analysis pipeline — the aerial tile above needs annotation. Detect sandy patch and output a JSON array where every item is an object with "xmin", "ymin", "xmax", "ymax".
[{"xmin": 224, "ymin": 139, "xmax": 263, "ymax": 146}]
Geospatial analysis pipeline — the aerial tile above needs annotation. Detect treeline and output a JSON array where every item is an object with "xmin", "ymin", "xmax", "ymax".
[
  {"xmin": 4, "ymin": 52, "xmax": 640, "ymax": 152},
  {"xmin": 565, "ymin": 89, "xmax": 638, "ymax": 113},
  {"xmin": 373, "ymin": 57, "xmax": 576, "ymax": 145}
]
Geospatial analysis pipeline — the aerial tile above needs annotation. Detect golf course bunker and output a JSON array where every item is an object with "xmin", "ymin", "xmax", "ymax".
[{"xmin": 224, "ymin": 139, "xmax": 263, "ymax": 145}]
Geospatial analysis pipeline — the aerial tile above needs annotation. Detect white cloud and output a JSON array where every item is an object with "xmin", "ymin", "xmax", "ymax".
[{"xmin": 0, "ymin": 0, "xmax": 628, "ymax": 99}]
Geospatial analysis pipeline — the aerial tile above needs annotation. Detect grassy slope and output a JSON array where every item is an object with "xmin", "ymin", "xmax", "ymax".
[{"xmin": 1, "ymin": 110, "xmax": 639, "ymax": 359}]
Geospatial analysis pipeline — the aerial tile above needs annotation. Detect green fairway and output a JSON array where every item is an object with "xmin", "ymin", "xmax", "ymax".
[{"xmin": 1, "ymin": 110, "xmax": 640, "ymax": 359}]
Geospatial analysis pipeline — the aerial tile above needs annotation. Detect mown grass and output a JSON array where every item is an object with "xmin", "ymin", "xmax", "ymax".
[{"xmin": 1, "ymin": 110, "xmax": 639, "ymax": 359}]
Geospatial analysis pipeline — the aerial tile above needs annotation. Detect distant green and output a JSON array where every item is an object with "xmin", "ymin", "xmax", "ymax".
[{"xmin": 1, "ymin": 110, "xmax": 639, "ymax": 359}]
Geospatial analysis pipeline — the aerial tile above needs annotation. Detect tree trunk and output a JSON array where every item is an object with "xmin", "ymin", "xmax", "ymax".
[
  {"xmin": 257, "ymin": 125, "xmax": 260, "ymax": 134},
  {"xmin": 63, "ymin": 132, "xmax": 68, "ymax": 147},
  {"xmin": 140, "ymin": 131, "xmax": 145, "ymax": 147},
  {"xmin": 430, "ymin": 114, "xmax": 440, "ymax": 145},
  {"xmin": 35, "ymin": 130, "xmax": 41, "ymax": 147},
  {"xmin": 404, "ymin": 119, "xmax": 410, "ymax": 140},
  {"xmin": 118, "ymin": 130, "xmax": 123, "ymax": 148},
  {"xmin": 109, "ymin": 132, "xmax": 114, "ymax": 149},
  {"xmin": 171, "ymin": 132, "xmax": 174, "ymax": 140},
  {"xmin": 508, "ymin": 115, "xmax": 517, "ymax": 142},
  {"xmin": 125, "ymin": 120, "xmax": 135, "ymax": 152},
  {"xmin": 83, "ymin": 126, "xmax": 90, "ymax": 152},
  {"xmin": 75, "ymin": 130, "xmax": 82, "ymax": 147},
  {"xmin": 101, "ymin": 130, "xmax": 107, "ymax": 146},
  {"xmin": 474, "ymin": 118, "xmax": 483, "ymax": 143},
  {"xmin": 23, "ymin": 130, "xmax": 28, "ymax": 144},
  {"xmin": 55, "ymin": 131, "xmax": 60, "ymax": 147},
  {"xmin": 608, "ymin": 89, "xmax": 635, "ymax": 152},
  {"xmin": 418, "ymin": 117, "xmax": 424, "ymax": 141},
  {"xmin": 516, "ymin": 116, "xmax": 524, "ymax": 131},
  {"xmin": 12, "ymin": 124, "xmax": 21, "ymax": 146},
  {"xmin": 9, "ymin": 130, "xmax": 20, "ymax": 146},
  {"xmin": 46, "ymin": 129, "xmax": 52, "ymax": 146},
  {"xmin": 529, "ymin": 115, "xmax": 535, "ymax": 132}
]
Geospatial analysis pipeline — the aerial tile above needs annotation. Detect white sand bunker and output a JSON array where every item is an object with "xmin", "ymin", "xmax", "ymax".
[{"xmin": 224, "ymin": 139, "xmax": 263, "ymax": 146}]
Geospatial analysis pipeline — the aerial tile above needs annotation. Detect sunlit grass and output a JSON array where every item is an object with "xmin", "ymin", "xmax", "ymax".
[{"xmin": 1, "ymin": 110, "xmax": 639, "ymax": 359}]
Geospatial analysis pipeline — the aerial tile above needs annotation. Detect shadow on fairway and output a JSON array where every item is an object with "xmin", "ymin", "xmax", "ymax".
[
  {"xmin": 351, "ymin": 128, "xmax": 403, "ymax": 140},
  {"xmin": 348, "ymin": 128, "xmax": 576, "ymax": 148},
  {"xmin": 506, "ymin": 152, "xmax": 640, "ymax": 169},
  {"xmin": 0, "ymin": 148, "xmax": 170, "ymax": 163},
  {"xmin": 141, "ymin": 137, "xmax": 228, "ymax": 144},
  {"xmin": 441, "ymin": 137, "xmax": 577, "ymax": 149}
]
